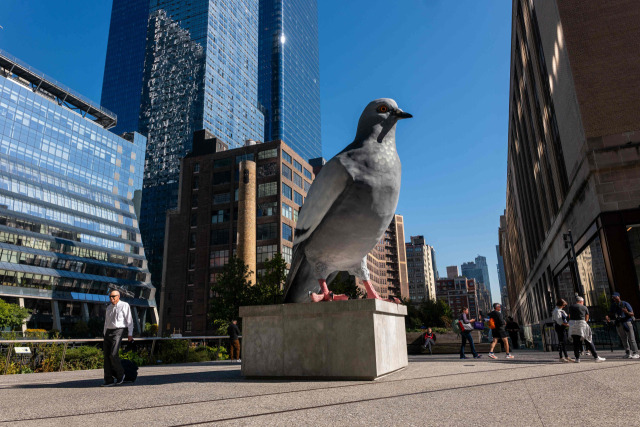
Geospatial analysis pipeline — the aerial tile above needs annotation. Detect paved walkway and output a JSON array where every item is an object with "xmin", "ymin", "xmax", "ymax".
[{"xmin": 1, "ymin": 350, "xmax": 638, "ymax": 426}]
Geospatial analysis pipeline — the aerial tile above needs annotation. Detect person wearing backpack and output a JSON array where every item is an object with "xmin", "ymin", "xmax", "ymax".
[
  {"xmin": 488, "ymin": 303, "xmax": 514, "ymax": 359},
  {"xmin": 459, "ymin": 307, "xmax": 482, "ymax": 359}
]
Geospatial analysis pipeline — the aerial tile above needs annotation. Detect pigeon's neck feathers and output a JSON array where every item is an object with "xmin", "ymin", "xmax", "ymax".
[{"xmin": 354, "ymin": 121, "xmax": 397, "ymax": 148}]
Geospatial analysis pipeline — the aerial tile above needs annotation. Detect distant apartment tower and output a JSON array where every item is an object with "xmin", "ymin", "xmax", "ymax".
[
  {"xmin": 0, "ymin": 50, "xmax": 156, "ymax": 333},
  {"xmin": 355, "ymin": 214, "xmax": 409, "ymax": 300},
  {"xmin": 160, "ymin": 136, "xmax": 315, "ymax": 335},
  {"xmin": 259, "ymin": 0, "xmax": 321, "ymax": 161},
  {"xmin": 405, "ymin": 236, "xmax": 436, "ymax": 301},
  {"xmin": 501, "ymin": 0, "xmax": 640, "ymax": 327},
  {"xmin": 446, "ymin": 266, "xmax": 459, "ymax": 279},
  {"xmin": 436, "ymin": 277, "xmax": 479, "ymax": 319}
]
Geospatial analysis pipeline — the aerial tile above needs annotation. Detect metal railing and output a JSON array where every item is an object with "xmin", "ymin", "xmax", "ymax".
[{"xmin": 1, "ymin": 336, "xmax": 240, "ymax": 375}]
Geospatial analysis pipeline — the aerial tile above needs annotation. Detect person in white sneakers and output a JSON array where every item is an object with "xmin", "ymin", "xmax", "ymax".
[
  {"xmin": 568, "ymin": 297, "xmax": 605, "ymax": 363},
  {"xmin": 552, "ymin": 299, "xmax": 574, "ymax": 362},
  {"xmin": 487, "ymin": 303, "xmax": 514, "ymax": 360}
]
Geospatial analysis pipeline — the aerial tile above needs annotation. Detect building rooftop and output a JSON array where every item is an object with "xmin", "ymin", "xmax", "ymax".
[{"xmin": 0, "ymin": 48, "xmax": 117, "ymax": 129}]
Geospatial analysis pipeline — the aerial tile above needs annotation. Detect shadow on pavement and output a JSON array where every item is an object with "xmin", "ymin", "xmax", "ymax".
[{"xmin": 4, "ymin": 363, "xmax": 305, "ymax": 389}]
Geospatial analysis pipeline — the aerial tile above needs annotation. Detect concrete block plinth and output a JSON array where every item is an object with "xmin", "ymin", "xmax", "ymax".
[{"xmin": 239, "ymin": 299, "xmax": 408, "ymax": 380}]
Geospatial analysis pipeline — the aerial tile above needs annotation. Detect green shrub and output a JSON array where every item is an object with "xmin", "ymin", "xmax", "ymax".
[
  {"xmin": 207, "ymin": 345, "xmax": 228, "ymax": 360},
  {"xmin": 158, "ymin": 339, "xmax": 188, "ymax": 364},
  {"xmin": 187, "ymin": 349, "xmax": 210, "ymax": 363},
  {"xmin": 63, "ymin": 346, "xmax": 103, "ymax": 371},
  {"xmin": 120, "ymin": 349, "xmax": 147, "ymax": 366}
]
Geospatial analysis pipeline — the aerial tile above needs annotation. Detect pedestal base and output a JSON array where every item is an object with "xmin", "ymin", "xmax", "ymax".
[{"xmin": 239, "ymin": 299, "xmax": 408, "ymax": 380}]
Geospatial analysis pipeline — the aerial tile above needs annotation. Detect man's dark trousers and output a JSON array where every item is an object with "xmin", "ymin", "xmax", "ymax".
[{"xmin": 104, "ymin": 328, "xmax": 126, "ymax": 382}]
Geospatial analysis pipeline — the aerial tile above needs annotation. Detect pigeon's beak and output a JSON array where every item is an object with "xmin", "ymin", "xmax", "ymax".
[{"xmin": 393, "ymin": 108, "xmax": 412, "ymax": 119}]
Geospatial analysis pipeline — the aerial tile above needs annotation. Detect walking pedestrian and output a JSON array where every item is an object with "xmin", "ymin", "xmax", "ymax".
[
  {"xmin": 506, "ymin": 317, "xmax": 521, "ymax": 350},
  {"xmin": 552, "ymin": 299, "xmax": 574, "ymax": 362},
  {"xmin": 227, "ymin": 319, "xmax": 241, "ymax": 362},
  {"xmin": 102, "ymin": 290, "xmax": 133, "ymax": 386},
  {"xmin": 488, "ymin": 303, "xmax": 514, "ymax": 359},
  {"xmin": 568, "ymin": 296, "xmax": 605, "ymax": 363},
  {"xmin": 423, "ymin": 328, "xmax": 437, "ymax": 355},
  {"xmin": 605, "ymin": 292, "xmax": 639, "ymax": 359},
  {"xmin": 459, "ymin": 308, "xmax": 482, "ymax": 359}
]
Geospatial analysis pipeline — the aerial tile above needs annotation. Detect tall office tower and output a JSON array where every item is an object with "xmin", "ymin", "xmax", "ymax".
[
  {"xmin": 430, "ymin": 246, "xmax": 439, "ymax": 279},
  {"xmin": 0, "ymin": 51, "xmax": 156, "ymax": 333},
  {"xmin": 461, "ymin": 255, "xmax": 493, "ymax": 302},
  {"xmin": 501, "ymin": 1, "xmax": 640, "ymax": 330},
  {"xmin": 100, "ymin": 0, "xmax": 150, "ymax": 135},
  {"xmin": 102, "ymin": 0, "xmax": 265, "ymax": 290},
  {"xmin": 446, "ymin": 266, "xmax": 459, "ymax": 279},
  {"xmin": 160, "ymin": 136, "xmax": 316, "ymax": 335},
  {"xmin": 496, "ymin": 244, "xmax": 509, "ymax": 312},
  {"xmin": 259, "ymin": 0, "xmax": 321, "ymax": 161},
  {"xmin": 405, "ymin": 236, "xmax": 436, "ymax": 301}
]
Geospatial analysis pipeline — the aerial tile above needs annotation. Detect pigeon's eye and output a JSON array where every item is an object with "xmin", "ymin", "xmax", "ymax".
[{"xmin": 377, "ymin": 105, "xmax": 389, "ymax": 113}]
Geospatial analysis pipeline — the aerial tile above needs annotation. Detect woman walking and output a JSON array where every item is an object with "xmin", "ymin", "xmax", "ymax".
[
  {"xmin": 552, "ymin": 299, "xmax": 574, "ymax": 362},
  {"xmin": 459, "ymin": 308, "xmax": 482, "ymax": 359}
]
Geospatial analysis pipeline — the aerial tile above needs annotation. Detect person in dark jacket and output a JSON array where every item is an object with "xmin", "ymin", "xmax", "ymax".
[
  {"xmin": 227, "ymin": 320, "xmax": 241, "ymax": 362},
  {"xmin": 505, "ymin": 317, "xmax": 520, "ymax": 350},
  {"xmin": 488, "ymin": 303, "xmax": 514, "ymax": 359},
  {"xmin": 423, "ymin": 328, "xmax": 437, "ymax": 355},
  {"xmin": 605, "ymin": 292, "xmax": 639, "ymax": 359}
]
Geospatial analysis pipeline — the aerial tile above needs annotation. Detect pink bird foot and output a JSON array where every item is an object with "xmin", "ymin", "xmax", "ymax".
[
  {"xmin": 310, "ymin": 279, "xmax": 349, "ymax": 302},
  {"xmin": 363, "ymin": 280, "xmax": 401, "ymax": 304}
]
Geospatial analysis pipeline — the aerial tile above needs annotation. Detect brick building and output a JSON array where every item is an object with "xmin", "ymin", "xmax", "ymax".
[
  {"xmin": 159, "ymin": 132, "xmax": 315, "ymax": 335},
  {"xmin": 436, "ymin": 277, "xmax": 479, "ymax": 319}
]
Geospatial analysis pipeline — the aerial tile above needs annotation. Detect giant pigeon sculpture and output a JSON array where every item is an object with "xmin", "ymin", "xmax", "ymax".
[{"xmin": 283, "ymin": 98, "xmax": 412, "ymax": 303}]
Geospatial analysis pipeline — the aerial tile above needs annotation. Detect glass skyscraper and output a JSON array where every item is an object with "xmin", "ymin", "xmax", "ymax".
[
  {"xmin": 259, "ymin": 0, "xmax": 321, "ymax": 161},
  {"xmin": 0, "ymin": 50, "xmax": 156, "ymax": 333},
  {"xmin": 100, "ymin": 0, "xmax": 150, "ymax": 136}
]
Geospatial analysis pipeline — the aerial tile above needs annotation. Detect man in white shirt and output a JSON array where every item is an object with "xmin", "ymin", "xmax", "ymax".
[{"xmin": 102, "ymin": 290, "xmax": 133, "ymax": 386}]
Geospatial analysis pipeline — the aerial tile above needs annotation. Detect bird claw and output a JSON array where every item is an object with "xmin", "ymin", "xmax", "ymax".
[{"xmin": 309, "ymin": 291, "xmax": 349, "ymax": 302}]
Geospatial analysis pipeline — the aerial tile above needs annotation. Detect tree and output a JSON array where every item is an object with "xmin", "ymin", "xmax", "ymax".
[
  {"xmin": 209, "ymin": 256, "xmax": 253, "ymax": 324},
  {"xmin": 329, "ymin": 272, "xmax": 364, "ymax": 299},
  {"xmin": 251, "ymin": 253, "xmax": 287, "ymax": 305},
  {"xmin": 402, "ymin": 298, "xmax": 453, "ymax": 329},
  {"xmin": 0, "ymin": 298, "xmax": 31, "ymax": 330}
]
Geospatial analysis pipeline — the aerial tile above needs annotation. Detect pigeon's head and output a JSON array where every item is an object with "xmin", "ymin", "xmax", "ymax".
[{"xmin": 356, "ymin": 98, "xmax": 412, "ymax": 142}]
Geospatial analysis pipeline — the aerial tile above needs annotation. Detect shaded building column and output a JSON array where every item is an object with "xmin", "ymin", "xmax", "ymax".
[
  {"xmin": 51, "ymin": 300, "xmax": 61, "ymax": 332},
  {"xmin": 237, "ymin": 159, "xmax": 256, "ymax": 285},
  {"xmin": 132, "ymin": 307, "xmax": 142, "ymax": 335},
  {"xmin": 81, "ymin": 303, "xmax": 90, "ymax": 323},
  {"xmin": 18, "ymin": 298, "xmax": 27, "ymax": 333}
]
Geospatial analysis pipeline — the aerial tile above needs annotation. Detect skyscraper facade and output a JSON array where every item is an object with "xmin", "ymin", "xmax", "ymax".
[
  {"xmin": 0, "ymin": 50, "xmax": 156, "ymax": 333},
  {"xmin": 501, "ymin": 0, "xmax": 640, "ymax": 329},
  {"xmin": 100, "ymin": 0, "xmax": 150, "ymax": 136},
  {"xmin": 496, "ymin": 244, "xmax": 509, "ymax": 312},
  {"xmin": 122, "ymin": 0, "xmax": 265, "ymax": 288},
  {"xmin": 259, "ymin": 0, "xmax": 321, "ymax": 161},
  {"xmin": 461, "ymin": 255, "xmax": 492, "ymax": 301}
]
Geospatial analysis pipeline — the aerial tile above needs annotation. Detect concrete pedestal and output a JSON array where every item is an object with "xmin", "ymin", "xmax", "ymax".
[{"xmin": 239, "ymin": 299, "xmax": 408, "ymax": 380}]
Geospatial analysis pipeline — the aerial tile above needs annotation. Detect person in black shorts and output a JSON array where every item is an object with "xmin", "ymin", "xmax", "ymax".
[{"xmin": 488, "ymin": 303, "xmax": 514, "ymax": 359}]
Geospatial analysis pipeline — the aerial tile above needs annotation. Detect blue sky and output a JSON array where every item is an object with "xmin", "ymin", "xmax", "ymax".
[{"xmin": 0, "ymin": 1, "xmax": 512, "ymax": 301}]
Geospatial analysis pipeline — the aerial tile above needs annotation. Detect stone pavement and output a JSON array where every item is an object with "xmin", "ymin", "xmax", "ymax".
[{"xmin": 1, "ymin": 350, "xmax": 639, "ymax": 426}]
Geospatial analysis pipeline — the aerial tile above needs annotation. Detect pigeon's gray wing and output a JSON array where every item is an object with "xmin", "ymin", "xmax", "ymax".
[
  {"xmin": 283, "ymin": 157, "xmax": 352, "ymax": 303},
  {"xmin": 293, "ymin": 157, "xmax": 352, "ymax": 245}
]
